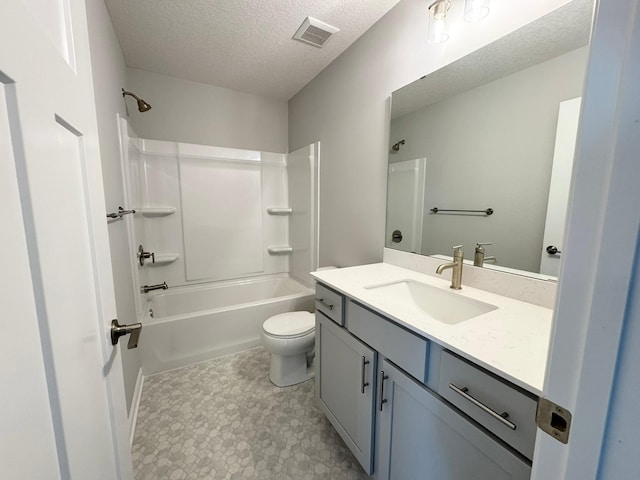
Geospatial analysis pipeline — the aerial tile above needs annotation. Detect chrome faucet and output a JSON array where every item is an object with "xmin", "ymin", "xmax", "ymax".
[
  {"xmin": 474, "ymin": 242, "xmax": 497, "ymax": 267},
  {"xmin": 140, "ymin": 281, "xmax": 168, "ymax": 294},
  {"xmin": 436, "ymin": 245, "xmax": 464, "ymax": 290}
]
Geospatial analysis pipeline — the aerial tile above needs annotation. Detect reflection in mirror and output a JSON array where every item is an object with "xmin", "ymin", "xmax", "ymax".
[{"xmin": 386, "ymin": 0, "xmax": 593, "ymax": 281}]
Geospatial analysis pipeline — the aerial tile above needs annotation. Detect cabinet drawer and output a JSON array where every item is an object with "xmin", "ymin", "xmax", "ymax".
[
  {"xmin": 347, "ymin": 301, "xmax": 428, "ymax": 383},
  {"xmin": 315, "ymin": 282, "xmax": 344, "ymax": 325},
  {"xmin": 438, "ymin": 350, "xmax": 538, "ymax": 460}
]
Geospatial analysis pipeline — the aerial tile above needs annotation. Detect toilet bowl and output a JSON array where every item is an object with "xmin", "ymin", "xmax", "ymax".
[{"xmin": 261, "ymin": 311, "xmax": 315, "ymax": 387}]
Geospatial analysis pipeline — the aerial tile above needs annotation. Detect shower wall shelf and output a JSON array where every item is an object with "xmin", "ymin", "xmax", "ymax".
[
  {"xmin": 146, "ymin": 253, "xmax": 179, "ymax": 265},
  {"xmin": 267, "ymin": 207, "xmax": 293, "ymax": 216},
  {"xmin": 139, "ymin": 207, "xmax": 176, "ymax": 217},
  {"xmin": 267, "ymin": 246, "xmax": 293, "ymax": 255}
]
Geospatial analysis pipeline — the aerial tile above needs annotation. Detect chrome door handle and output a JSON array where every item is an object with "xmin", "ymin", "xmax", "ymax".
[
  {"xmin": 315, "ymin": 298, "xmax": 334, "ymax": 310},
  {"xmin": 110, "ymin": 319, "xmax": 142, "ymax": 349},
  {"xmin": 449, "ymin": 383, "xmax": 517, "ymax": 430},
  {"xmin": 379, "ymin": 371, "xmax": 389, "ymax": 411},
  {"xmin": 361, "ymin": 356, "xmax": 370, "ymax": 393}
]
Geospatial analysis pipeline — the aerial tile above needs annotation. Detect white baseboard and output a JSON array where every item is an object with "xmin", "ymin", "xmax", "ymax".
[{"xmin": 128, "ymin": 367, "xmax": 144, "ymax": 447}]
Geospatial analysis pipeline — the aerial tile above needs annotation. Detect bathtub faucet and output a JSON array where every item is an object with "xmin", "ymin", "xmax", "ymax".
[{"xmin": 140, "ymin": 281, "xmax": 168, "ymax": 294}]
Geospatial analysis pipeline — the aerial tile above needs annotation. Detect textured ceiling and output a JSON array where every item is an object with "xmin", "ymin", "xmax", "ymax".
[
  {"xmin": 105, "ymin": 0, "xmax": 401, "ymax": 100},
  {"xmin": 392, "ymin": 0, "xmax": 594, "ymax": 119}
]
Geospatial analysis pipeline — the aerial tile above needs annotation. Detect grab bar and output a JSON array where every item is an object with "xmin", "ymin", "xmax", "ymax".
[
  {"xmin": 430, "ymin": 207, "xmax": 493, "ymax": 216},
  {"xmin": 107, "ymin": 206, "xmax": 136, "ymax": 219}
]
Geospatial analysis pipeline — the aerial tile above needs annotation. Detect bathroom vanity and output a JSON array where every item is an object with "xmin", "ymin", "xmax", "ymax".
[{"xmin": 311, "ymin": 263, "xmax": 553, "ymax": 479}]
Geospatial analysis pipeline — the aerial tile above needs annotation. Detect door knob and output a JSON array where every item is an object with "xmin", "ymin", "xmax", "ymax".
[
  {"xmin": 110, "ymin": 319, "xmax": 142, "ymax": 349},
  {"xmin": 391, "ymin": 230, "xmax": 403, "ymax": 243}
]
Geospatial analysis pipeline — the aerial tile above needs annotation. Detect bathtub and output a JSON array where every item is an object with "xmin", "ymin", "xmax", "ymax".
[{"xmin": 139, "ymin": 275, "xmax": 315, "ymax": 374}]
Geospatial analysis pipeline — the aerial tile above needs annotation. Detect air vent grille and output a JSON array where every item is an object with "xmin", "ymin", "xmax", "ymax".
[{"xmin": 293, "ymin": 17, "xmax": 339, "ymax": 48}]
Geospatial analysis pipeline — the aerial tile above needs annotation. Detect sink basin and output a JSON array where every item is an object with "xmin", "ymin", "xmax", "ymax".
[{"xmin": 365, "ymin": 280, "xmax": 497, "ymax": 325}]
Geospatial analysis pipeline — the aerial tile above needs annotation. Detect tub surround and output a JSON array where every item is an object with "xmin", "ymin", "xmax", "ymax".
[{"xmin": 311, "ymin": 261, "xmax": 552, "ymax": 396}]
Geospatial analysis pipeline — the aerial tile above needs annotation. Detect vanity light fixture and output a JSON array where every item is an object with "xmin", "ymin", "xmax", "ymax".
[
  {"xmin": 464, "ymin": 0, "xmax": 490, "ymax": 22},
  {"xmin": 428, "ymin": 1, "xmax": 451, "ymax": 44},
  {"xmin": 428, "ymin": 0, "xmax": 491, "ymax": 44}
]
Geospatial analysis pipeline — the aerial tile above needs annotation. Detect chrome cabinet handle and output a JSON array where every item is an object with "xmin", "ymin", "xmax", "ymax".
[
  {"xmin": 449, "ymin": 383, "xmax": 517, "ymax": 430},
  {"xmin": 379, "ymin": 371, "xmax": 389, "ymax": 411},
  {"xmin": 315, "ymin": 298, "xmax": 334, "ymax": 310},
  {"xmin": 361, "ymin": 356, "xmax": 370, "ymax": 393}
]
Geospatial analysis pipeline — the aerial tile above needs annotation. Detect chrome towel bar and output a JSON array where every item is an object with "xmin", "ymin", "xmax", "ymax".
[{"xmin": 430, "ymin": 207, "xmax": 493, "ymax": 216}]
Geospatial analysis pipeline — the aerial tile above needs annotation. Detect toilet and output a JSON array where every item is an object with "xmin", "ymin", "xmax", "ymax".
[{"xmin": 261, "ymin": 311, "xmax": 315, "ymax": 387}]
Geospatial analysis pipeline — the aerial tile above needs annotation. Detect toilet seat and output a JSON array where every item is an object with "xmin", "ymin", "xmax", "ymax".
[{"xmin": 263, "ymin": 311, "xmax": 314, "ymax": 338}]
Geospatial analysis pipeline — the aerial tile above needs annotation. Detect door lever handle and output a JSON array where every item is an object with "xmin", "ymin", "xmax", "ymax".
[{"xmin": 110, "ymin": 319, "xmax": 142, "ymax": 349}]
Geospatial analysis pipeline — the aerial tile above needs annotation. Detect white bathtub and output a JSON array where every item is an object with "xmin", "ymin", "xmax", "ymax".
[{"xmin": 139, "ymin": 275, "xmax": 315, "ymax": 374}]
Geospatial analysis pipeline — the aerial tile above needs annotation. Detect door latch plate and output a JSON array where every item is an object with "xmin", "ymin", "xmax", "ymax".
[{"xmin": 536, "ymin": 397, "xmax": 572, "ymax": 444}]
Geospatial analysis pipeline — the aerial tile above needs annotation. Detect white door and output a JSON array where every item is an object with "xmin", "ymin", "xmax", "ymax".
[
  {"xmin": 385, "ymin": 158, "xmax": 426, "ymax": 253},
  {"xmin": 532, "ymin": 0, "xmax": 640, "ymax": 478},
  {"xmin": 539, "ymin": 97, "xmax": 581, "ymax": 277},
  {"xmin": 0, "ymin": 1, "xmax": 133, "ymax": 478}
]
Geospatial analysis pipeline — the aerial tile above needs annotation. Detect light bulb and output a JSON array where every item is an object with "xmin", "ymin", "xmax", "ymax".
[
  {"xmin": 428, "ymin": 1, "xmax": 450, "ymax": 44},
  {"xmin": 465, "ymin": 0, "xmax": 490, "ymax": 22}
]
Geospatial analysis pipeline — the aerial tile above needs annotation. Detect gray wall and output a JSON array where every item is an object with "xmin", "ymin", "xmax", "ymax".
[
  {"xmin": 390, "ymin": 47, "xmax": 587, "ymax": 272},
  {"xmin": 86, "ymin": 0, "xmax": 140, "ymax": 413},
  {"xmin": 288, "ymin": 0, "xmax": 575, "ymax": 268},
  {"xmin": 126, "ymin": 68, "xmax": 289, "ymax": 153}
]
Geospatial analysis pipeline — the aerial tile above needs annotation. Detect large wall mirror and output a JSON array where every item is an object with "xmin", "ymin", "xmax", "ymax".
[{"xmin": 386, "ymin": 0, "xmax": 593, "ymax": 281}]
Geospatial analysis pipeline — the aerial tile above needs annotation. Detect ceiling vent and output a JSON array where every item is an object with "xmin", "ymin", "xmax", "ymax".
[{"xmin": 293, "ymin": 16, "xmax": 339, "ymax": 48}]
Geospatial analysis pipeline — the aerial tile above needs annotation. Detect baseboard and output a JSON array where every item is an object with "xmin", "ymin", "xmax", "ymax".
[{"xmin": 128, "ymin": 367, "xmax": 144, "ymax": 447}]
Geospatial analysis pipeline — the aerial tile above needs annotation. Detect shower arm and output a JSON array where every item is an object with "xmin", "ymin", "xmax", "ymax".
[{"xmin": 122, "ymin": 88, "xmax": 142, "ymax": 101}]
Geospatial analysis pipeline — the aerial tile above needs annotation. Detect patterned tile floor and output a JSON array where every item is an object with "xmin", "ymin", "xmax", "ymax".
[{"xmin": 132, "ymin": 347, "xmax": 369, "ymax": 479}]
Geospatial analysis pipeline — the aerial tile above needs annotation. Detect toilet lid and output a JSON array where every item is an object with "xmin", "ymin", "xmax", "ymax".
[{"xmin": 263, "ymin": 311, "xmax": 315, "ymax": 338}]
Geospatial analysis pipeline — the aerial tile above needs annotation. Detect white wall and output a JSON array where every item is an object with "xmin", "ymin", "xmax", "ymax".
[
  {"xmin": 289, "ymin": 0, "xmax": 577, "ymax": 268},
  {"xmin": 390, "ymin": 47, "xmax": 587, "ymax": 272},
  {"xmin": 126, "ymin": 68, "xmax": 288, "ymax": 153},
  {"xmin": 85, "ymin": 0, "xmax": 141, "ymax": 414}
]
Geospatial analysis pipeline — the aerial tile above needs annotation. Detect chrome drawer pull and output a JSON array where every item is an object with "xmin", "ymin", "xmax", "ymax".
[
  {"xmin": 379, "ymin": 371, "xmax": 389, "ymax": 411},
  {"xmin": 361, "ymin": 356, "xmax": 370, "ymax": 393},
  {"xmin": 449, "ymin": 383, "xmax": 517, "ymax": 431},
  {"xmin": 315, "ymin": 298, "xmax": 334, "ymax": 310}
]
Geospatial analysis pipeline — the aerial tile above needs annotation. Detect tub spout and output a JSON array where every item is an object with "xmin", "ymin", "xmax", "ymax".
[{"xmin": 141, "ymin": 281, "xmax": 168, "ymax": 294}]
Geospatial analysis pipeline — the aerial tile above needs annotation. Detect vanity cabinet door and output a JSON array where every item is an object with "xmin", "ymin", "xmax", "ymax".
[
  {"xmin": 316, "ymin": 312, "xmax": 376, "ymax": 474},
  {"xmin": 376, "ymin": 359, "xmax": 531, "ymax": 480}
]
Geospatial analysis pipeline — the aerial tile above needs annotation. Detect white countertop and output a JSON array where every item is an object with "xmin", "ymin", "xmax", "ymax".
[{"xmin": 311, "ymin": 263, "xmax": 553, "ymax": 396}]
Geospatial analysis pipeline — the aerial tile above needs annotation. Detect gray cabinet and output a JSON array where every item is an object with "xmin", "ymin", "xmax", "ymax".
[
  {"xmin": 376, "ymin": 359, "xmax": 531, "ymax": 480},
  {"xmin": 314, "ymin": 281, "xmax": 535, "ymax": 480},
  {"xmin": 316, "ymin": 311, "xmax": 376, "ymax": 474}
]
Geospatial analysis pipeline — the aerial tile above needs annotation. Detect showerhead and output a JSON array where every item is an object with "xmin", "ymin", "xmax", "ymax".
[{"xmin": 122, "ymin": 88, "xmax": 152, "ymax": 112}]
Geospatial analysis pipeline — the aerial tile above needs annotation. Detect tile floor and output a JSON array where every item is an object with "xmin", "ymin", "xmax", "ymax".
[{"xmin": 132, "ymin": 347, "xmax": 369, "ymax": 479}]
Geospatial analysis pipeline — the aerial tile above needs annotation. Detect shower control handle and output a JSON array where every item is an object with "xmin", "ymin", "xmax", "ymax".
[
  {"xmin": 138, "ymin": 244, "xmax": 155, "ymax": 266},
  {"xmin": 110, "ymin": 319, "xmax": 142, "ymax": 349},
  {"xmin": 546, "ymin": 245, "xmax": 561, "ymax": 256}
]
